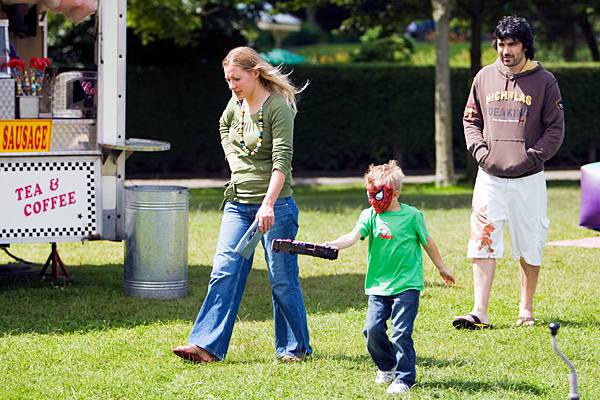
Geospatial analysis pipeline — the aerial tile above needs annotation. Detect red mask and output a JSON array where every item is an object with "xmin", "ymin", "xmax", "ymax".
[{"xmin": 367, "ymin": 185, "xmax": 393, "ymax": 214}]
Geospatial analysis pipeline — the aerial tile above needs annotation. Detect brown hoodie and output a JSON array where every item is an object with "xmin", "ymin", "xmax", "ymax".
[{"xmin": 463, "ymin": 58, "xmax": 564, "ymax": 178}]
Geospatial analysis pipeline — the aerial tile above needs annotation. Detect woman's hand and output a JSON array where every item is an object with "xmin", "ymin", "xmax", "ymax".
[{"xmin": 256, "ymin": 204, "xmax": 275, "ymax": 233}]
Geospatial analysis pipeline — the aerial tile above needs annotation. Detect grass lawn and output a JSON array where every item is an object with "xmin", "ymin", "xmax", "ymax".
[
  {"xmin": 294, "ymin": 41, "xmax": 595, "ymax": 67},
  {"xmin": 1, "ymin": 182, "xmax": 598, "ymax": 399}
]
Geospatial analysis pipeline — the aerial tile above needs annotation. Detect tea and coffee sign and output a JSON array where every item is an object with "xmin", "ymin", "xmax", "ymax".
[{"xmin": 0, "ymin": 158, "xmax": 98, "ymax": 243}]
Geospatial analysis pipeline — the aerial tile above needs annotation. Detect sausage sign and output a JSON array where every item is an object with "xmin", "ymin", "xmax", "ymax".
[{"xmin": 0, "ymin": 157, "xmax": 99, "ymax": 243}]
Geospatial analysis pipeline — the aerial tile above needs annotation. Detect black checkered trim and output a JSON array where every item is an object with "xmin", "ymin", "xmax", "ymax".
[{"xmin": 0, "ymin": 161, "xmax": 97, "ymax": 239}]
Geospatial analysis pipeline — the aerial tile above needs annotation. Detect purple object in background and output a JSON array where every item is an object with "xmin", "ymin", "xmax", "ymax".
[{"xmin": 579, "ymin": 162, "xmax": 600, "ymax": 231}]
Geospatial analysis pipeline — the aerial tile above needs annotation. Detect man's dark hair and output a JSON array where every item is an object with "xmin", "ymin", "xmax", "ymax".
[{"xmin": 492, "ymin": 16, "xmax": 535, "ymax": 59}]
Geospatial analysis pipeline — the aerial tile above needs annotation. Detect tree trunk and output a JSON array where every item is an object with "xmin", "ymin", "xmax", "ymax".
[
  {"xmin": 577, "ymin": 12, "xmax": 600, "ymax": 61},
  {"xmin": 466, "ymin": 0, "xmax": 482, "ymax": 184},
  {"xmin": 563, "ymin": 16, "xmax": 577, "ymax": 61},
  {"xmin": 432, "ymin": 0, "xmax": 455, "ymax": 187},
  {"xmin": 469, "ymin": 0, "xmax": 482, "ymax": 78}
]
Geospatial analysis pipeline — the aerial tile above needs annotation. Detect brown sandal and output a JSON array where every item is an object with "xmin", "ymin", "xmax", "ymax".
[
  {"xmin": 515, "ymin": 316, "xmax": 535, "ymax": 326},
  {"xmin": 172, "ymin": 345, "xmax": 216, "ymax": 363}
]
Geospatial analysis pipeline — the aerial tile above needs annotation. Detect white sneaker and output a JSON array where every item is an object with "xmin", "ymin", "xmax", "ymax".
[
  {"xmin": 374, "ymin": 369, "xmax": 396, "ymax": 384},
  {"xmin": 386, "ymin": 379, "xmax": 410, "ymax": 394}
]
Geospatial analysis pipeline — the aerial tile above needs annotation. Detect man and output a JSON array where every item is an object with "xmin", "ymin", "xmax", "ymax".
[{"xmin": 454, "ymin": 16, "xmax": 564, "ymax": 329}]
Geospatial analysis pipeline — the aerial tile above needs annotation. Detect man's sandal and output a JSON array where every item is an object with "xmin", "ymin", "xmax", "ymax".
[
  {"xmin": 452, "ymin": 313, "xmax": 491, "ymax": 330},
  {"xmin": 515, "ymin": 316, "xmax": 536, "ymax": 327}
]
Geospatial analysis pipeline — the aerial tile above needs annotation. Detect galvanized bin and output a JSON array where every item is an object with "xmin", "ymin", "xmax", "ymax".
[{"xmin": 124, "ymin": 185, "xmax": 189, "ymax": 299}]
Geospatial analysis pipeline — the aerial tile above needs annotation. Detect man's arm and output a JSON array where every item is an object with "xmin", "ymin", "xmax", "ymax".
[
  {"xmin": 463, "ymin": 77, "xmax": 488, "ymax": 165},
  {"xmin": 527, "ymin": 80, "xmax": 565, "ymax": 164}
]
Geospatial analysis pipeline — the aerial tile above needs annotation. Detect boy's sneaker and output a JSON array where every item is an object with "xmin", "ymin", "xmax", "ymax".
[
  {"xmin": 386, "ymin": 378, "xmax": 411, "ymax": 394},
  {"xmin": 374, "ymin": 368, "xmax": 396, "ymax": 384}
]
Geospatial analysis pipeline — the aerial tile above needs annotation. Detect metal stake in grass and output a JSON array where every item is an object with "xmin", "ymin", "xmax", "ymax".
[{"xmin": 549, "ymin": 323, "xmax": 579, "ymax": 400}]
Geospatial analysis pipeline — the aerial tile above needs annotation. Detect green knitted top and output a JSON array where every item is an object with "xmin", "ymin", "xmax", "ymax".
[{"xmin": 219, "ymin": 92, "xmax": 294, "ymax": 204}]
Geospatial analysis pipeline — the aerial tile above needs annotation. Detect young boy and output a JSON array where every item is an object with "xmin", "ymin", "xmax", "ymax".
[{"xmin": 324, "ymin": 160, "xmax": 455, "ymax": 395}]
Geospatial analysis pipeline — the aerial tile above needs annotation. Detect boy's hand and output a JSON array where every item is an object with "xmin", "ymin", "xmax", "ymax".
[{"xmin": 437, "ymin": 266, "xmax": 455, "ymax": 286}]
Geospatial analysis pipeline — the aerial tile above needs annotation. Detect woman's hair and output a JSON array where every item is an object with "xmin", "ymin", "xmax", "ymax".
[
  {"xmin": 492, "ymin": 16, "xmax": 536, "ymax": 60},
  {"xmin": 364, "ymin": 160, "xmax": 405, "ymax": 192},
  {"xmin": 222, "ymin": 46, "xmax": 308, "ymax": 113}
]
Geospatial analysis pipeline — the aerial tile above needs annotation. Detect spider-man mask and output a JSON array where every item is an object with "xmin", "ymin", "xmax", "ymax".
[{"xmin": 367, "ymin": 185, "xmax": 394, "ymax": 214}]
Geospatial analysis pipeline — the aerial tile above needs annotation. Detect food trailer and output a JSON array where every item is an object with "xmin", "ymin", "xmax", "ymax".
[{"xmin": 0, "ymin": 0, "xmax": 169, "ymax": 278}]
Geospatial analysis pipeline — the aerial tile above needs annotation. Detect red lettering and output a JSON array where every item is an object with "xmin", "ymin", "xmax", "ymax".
[
  {"xmin": 33, "ymin": 183, "xmax": 42, "ymax": 196},
  {"xmin": 34, "ymin": 126, "xmax": 41, "ymax": 148},
  {"xmin": 27, "ymin": 128, "xmax": 34, "ymax": 149},
  {"xmin": 68, "ymin": 191, "xmax": 76, "ymax": 205},
  {"xmin": 21, "ymin": 126, "xmax": 28, "ymax": 150},
  {"xmin": 51, "ymin": 196, "xmax": 58, "ymax": 209},
  {"xmin": 59, "ymin": 193, "xmax": 67, "ymax": 207},
  {"xmin": 42, "ymin": 198, "xmax": 50, "ymax": 212},
  {"xmin": 14, "ymin": 187, "xmax": 24, "ymax": 201},
  {"xmin": 2, "ymin": 126, "xmax": 7, "ymax": 150},
  {"xmin": 15, "ymin": 126, "xmax": 22, "ymax": 149},
  {"xmin": 24, "ymin": 185, "xmax": 32, "ymax": 198},
  {"xmin": 32, "ymin": 202, "xmax": 41, "ymax": 214},
  {"xmin": 24, "ymin": 204, "xmax": 32, "ymax": 216},
  {"xmin": 8, "ymin": 126, "xmax": 14, "ymax": 150},
  {"xmin": 40, "ymin": 126, "xmax": 48, "ymax": 149}
]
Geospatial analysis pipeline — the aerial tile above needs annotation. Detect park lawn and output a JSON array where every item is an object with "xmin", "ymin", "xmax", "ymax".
[
  {"xmin": 293, "ymin": 42, "xmax": 498, "ymax": 66},
  {"xmin": 294, "ymin": 41, "xmax": 595, "ymax": 67},
  {"xmin": 0, "ymin": 182, "xmax": 598, "ymax": 399}
]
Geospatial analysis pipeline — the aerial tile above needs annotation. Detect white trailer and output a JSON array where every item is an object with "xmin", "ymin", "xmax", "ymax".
[{"xmin": 0, "ymin": 0, "xmax": 169, "ymax": 277}]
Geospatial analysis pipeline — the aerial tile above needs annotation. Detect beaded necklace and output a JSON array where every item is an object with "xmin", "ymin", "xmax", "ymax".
[{"xmin": 238, "ymin": 104, "xmax": 264, "ymax": 156}]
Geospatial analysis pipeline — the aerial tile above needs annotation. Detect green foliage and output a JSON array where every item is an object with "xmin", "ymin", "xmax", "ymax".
[
  {"xmin": 125, "ymin": 63, "xmax": 598, "ymax": 176},
  {"xmin": 351, "ymin": 26, "xmax": 415, "ymax": 62},
  {"xmin": 47, "ymin": 13, "xmax": 96, "ymax": 67},
  {"xmin": 1, "ymin": 183, "xmax": 599, "ymax": 399},
  {"xmin": 283, "ymin": 22, "xmax": 326, "ymax": 46},
  {"xmin": 127, "ymin": 0, "xmax": 202, "ymax": 46}
]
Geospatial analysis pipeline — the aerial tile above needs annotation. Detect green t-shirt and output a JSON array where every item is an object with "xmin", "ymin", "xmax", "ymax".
[
  {"xmin": 356, "ymin": 205, "xmax": 429, "ymax": 296},
  {"xmin": 219, "ymin": 93, "xmax": 294, "ymax": 204}
]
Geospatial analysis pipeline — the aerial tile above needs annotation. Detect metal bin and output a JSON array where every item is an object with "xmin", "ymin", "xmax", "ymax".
[{"xmin": 124, "ymin": 185, "xmax": 189, "ymax": 299}]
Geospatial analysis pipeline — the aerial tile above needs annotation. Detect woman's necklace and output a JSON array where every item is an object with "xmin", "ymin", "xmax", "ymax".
[{"xmin": 238, "ymin": 104, "xmax": 263, "ymax": 156}]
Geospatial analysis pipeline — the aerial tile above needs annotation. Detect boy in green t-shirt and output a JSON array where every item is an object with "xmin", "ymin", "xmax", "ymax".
[{"xmin": 324, "ymin": 160, "xmax": 455, "ymax": 395}]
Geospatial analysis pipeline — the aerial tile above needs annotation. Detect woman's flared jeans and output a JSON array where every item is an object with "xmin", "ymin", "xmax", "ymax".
[{"xmin": 188, "ymin": 197, "xmax": 312, "ymax": 360}]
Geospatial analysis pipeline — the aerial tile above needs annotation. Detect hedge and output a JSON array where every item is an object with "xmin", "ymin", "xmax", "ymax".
[{"xmin": 125, "ymin": 63, "xmax": 599, "ymax": 176}]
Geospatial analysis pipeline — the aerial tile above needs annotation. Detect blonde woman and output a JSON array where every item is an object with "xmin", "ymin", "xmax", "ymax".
[{"xmin": 173, "ymin": 47, "xmax": 311, "ymax": 363}]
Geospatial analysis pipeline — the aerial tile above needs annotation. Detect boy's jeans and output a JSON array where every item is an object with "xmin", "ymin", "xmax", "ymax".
[
  {"xmin": 364, "ymin": 290, "xmax": 420, "ymax": 386},
  {"xmin": 188, "ymin": 197, "xmax": 312, "ymax": 360}
]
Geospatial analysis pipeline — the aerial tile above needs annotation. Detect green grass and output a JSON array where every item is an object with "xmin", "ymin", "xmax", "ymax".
[
  {"xmin": 294, "ymin": 41, "xmax": 595, "ymax": 67},
  {"xmin": 1, "ymin": 182, "xmax": 599, "ymax": 399}
]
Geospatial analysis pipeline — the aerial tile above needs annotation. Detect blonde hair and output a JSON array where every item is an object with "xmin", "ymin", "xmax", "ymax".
[
  {"xmin": 364, "ymin": 160, "xmax": 405, "ymax": 191},
  {"xmin": 222, "ymin": 46, "xmax": 307, "ymax": 113}
]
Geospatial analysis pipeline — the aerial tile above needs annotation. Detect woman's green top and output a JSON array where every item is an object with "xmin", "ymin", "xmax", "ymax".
[{"xmin": 219, "ymin": 92, "xmax": 294, "ymax": 204}]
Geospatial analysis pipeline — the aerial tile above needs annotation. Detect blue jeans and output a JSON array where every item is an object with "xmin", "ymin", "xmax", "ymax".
[
  {"xmin": 188, "ymin": 197, "xmax": 312, "ymax": 360},
  {"xmin": 363, "ymin": 290, "xmax": 420, "ymax": 386}
]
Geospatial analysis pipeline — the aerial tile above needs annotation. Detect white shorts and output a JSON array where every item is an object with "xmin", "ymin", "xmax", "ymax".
[{"xmin": 467, "ymin": 169, "xmax": 549, "ymax": 266}]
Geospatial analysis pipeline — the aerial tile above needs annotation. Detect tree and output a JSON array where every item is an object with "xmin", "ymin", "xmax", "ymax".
[
  {"xmin": 127, "ymin": 0, "xmax": 266, "ymax": 47},
  {"xmin": 432, "ymin": 0, "xmax": 455, "ymax": 187}
]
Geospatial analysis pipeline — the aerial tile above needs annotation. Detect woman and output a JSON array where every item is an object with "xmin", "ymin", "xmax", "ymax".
[{"xmin": 173, "ymin": 47, "xmax": 312, "ymax": 363}]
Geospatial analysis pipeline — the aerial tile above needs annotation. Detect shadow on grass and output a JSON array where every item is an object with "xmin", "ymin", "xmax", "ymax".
[
  {"xmin": 419, "ymin": 379, "xmax": 546, "ymax": 396},
  {"xmin": 0, "ymin": 263, "xmax": 367, "ymax": 335},
  {"xmin": 319, "ymin": 353, "xmax": 467, "ymax": 368},
  {"xmin": 539, "ymin": 318, "xmax": 600, "ymax": 330}
]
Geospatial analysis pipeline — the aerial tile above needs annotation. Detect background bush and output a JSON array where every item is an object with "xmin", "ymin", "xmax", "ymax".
[{"xmin": 126, "ymin": 63, "xmax": 599, "ymax": 177}]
